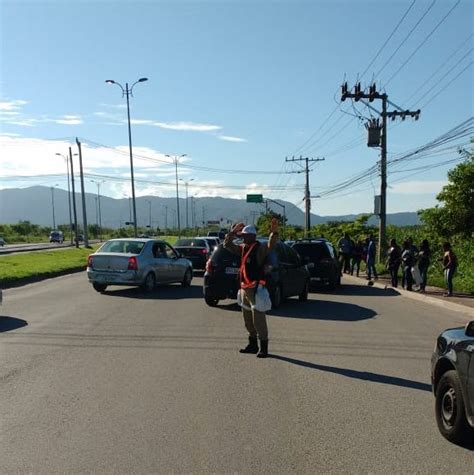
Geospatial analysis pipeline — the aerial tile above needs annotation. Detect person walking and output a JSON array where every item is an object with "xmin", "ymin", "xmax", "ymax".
[
  {"xmin": 401, "ymin": 240, "xmax": 415, "ymax": 291},
  {"xmin": 386, "ymin": 238, "xmax": 401, "ymax": 288},
  {"xmin": 417, "ymin": 239, "xmax": 431, "ymax": 293},
  {"xmin": 338, "ymin": 233, "xmax": 352, "ymax": 274},
  {"xmin": 366, "ymin": 234, "xmax": 378, "ymax": 281},
  {"xmin": 350, "ymin": 239, "xmax": 364, "ymax": 277},
  {"xmin": 223, "ymin": 218, "xmax": 279, "ymax": 358},
  {"xmin": 442, "ymin": 242, "xmax": 457, "ymax": 297}
]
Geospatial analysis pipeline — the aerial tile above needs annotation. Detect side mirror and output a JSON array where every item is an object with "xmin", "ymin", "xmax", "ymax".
[{"xmin": 465, "ymin": 321, "xmax": 474, "ymax": 337}]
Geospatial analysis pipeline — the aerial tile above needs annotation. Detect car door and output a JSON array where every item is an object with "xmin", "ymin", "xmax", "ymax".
[
  {"xmin": 275, "ymin": 243, "xmax": 296, "ymax": 297},
  {"xmin": 151, "ymin": 241, "xmax": 171, "ymax": 283},
  {"xmin": 165, "ymin": 243, "xmax": 184, "ymax": 282},
  {"xmin": 286, "ymin": 246, "xmax": 307, "ymax": 296}
]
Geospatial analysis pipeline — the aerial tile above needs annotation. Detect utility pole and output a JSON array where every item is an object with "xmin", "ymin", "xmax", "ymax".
[
  {"xmin": 164, "ymin": 206, "xmax": 168, "ymax": 230},
  {"xmin": 286, "ymin": 155, "xmax": 325, "ymax": 237},
  {"xmin": 76, "ymin": 138, "xmax": 89, "ymax": 247},
  {"xmin": 69, "ymin": 147, "xmax": 79, "ymax": 248},
  {"xmin": 341, "ymin": 82, "xmax": 420, "ymax": 261}
]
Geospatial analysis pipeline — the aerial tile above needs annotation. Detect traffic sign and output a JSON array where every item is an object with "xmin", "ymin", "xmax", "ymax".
[{"xmin": 246, "ymin": 194, "xmax": 263, "ymax": 203}]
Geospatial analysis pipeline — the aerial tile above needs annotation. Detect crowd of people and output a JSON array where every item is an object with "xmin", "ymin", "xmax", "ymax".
[{"xmin": 337, "ymin": 233, "xmax": 457, "ymax": 297}]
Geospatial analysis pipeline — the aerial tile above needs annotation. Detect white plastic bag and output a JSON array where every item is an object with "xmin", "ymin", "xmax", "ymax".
[
  {"xmin": 253, "ymin": 285, "xmax": 272, "ymax": 312},
  {"xmin": 411, "ymin": 265, "xmax": 422, "ymax": 286}
]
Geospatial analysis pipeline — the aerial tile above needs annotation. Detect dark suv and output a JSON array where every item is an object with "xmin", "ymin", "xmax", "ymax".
[
  {"xmin": 431, "ymin": 321, "xmax": 474, "ymax": 445},
  {"xmin": 203, "ymin": 241, "xmax": 310, "ymax": 308},
  {"xmin": 291, "ymin": 238, "xmax": 341, "ymax": 289}
]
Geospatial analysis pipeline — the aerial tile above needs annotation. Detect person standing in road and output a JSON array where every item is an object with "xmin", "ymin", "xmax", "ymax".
[
  {"xmin": 442, "ymin": 242, "xmax": 457, "ymax": 297},
  {"xmin": 401, "ymin": 240, "xmax": 415, "ymax": 291},
  {"xmin": 337, "ymin": 233, "xmax": 352, "ymax": 274},
  {"xmin": 417, "ymin": 239, "xmax": 431, "ymax": 293},
  {"xmin": 223, "ymin": 218, "xmax": 279, "ymax": 358},
  {"xmin": 350, "ymin": 239, "xmax": 364, "ymax": 277},
  {"xmin": 366, "ymin": 234, "xmax": 378, "ymax": 281},
  {"xmin": 386, "ymin": 238, "xmax": 401, "ymax": 288}
]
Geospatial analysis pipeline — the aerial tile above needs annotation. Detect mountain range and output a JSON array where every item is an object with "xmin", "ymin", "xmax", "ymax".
[{"xmin": 0, "ymin": 186, "xmax": 421, "ymax": 229}]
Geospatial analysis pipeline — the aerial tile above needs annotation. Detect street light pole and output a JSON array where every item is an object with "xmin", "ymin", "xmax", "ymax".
[
  {"xmin": 90, "ymin": 180, "xmax": 104, "ymax": 241},
  {"xmin": 180, "ymin": 178, "xmax": 194, "ymax": 231},
  {"xmin": 147, "ymin": 199, "xmax": 152, "ymax": 229},
  {"xmin": 105, "ymin": 77, "xmax": 148, "ymax": 238},
  {"xmin": 50, "ymin": 185, "xmax": 58, "ymax": 229},
  {"xmin": 166, "ymin": 154, "xmax": 186, "ymax": 238}
]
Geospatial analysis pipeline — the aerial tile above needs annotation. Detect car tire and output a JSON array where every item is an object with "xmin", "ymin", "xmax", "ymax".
[
  {"xmin": 182, "ymin": 269, "xmax": 192, "ymax": 287},
  {"xmin": 93, "ymin": 283, "xmax": 107, "ymax": 293},
  {"xmin": 299, "ymin": 280, "xmax": 309, "ymax": 301},
  {"xmin": 271, "ymin": 285, "xmax": 282, "ymax": 309},
  {"xmin": 141, "ymin": 272, "xmax": 156, "ymax": 293},
  {"xmin": 435, "ymin": 370, "xmax": 473, "ymax": 444},
  {"xmin": 205, "ymin": 296, "xmax": 219, "ymax": 307}
]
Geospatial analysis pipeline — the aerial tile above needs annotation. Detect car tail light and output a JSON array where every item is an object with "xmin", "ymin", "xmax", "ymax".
[
  {"xmin": 205, "ymin": 259, "xmax": 214, "ymax": 274},
  {"xmin": 87, "ymin": 255, "xmax": 93, "ymax": 268},
  {"xmin": 201, "ymin": 248, "xmax": 208, "ymax": 254},
  {"xmin": 128, "ymin": 256, "xmax": 138, "ymax": 270}
]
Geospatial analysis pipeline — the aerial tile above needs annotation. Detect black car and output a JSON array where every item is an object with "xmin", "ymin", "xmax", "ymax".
[
  {"xmin": 203, "ymin": 241, "xmax": 310, "ymax": 308},
  {"xmin": 174, "ymin": 238, "xmax": 212, "ymax": 271},
  {"xmin": 291, "ymin": 238, "xmax": 341, "ymax": 289},
  {"xmin": 431, "ymin": 321, "xmax": 474, "ymax": 444}
]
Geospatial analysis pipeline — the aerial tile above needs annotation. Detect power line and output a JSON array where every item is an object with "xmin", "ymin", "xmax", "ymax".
[
  {"xmin": 383, "ymin": 0, "xmax": 461, "ymax": 87},
  {"xmin": 375, "ymin": 0, "xmax": 437, "ymax": 78}
]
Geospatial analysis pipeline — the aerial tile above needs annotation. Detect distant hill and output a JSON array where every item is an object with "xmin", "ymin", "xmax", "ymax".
[{"xmin": 0, "ymin": 186, "xmax": 421, "ymax": 228}]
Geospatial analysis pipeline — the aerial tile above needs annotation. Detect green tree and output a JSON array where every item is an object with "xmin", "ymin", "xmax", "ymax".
[{"xmin": 419, "ymin": 155, "xmax": 474, "ymax": 238}]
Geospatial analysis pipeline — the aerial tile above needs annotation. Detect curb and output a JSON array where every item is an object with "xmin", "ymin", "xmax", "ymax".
[
  {"xmin": 2, "ymin": 267, "xmax": 86, "ymax": 289},
  {"xmin": 342, "ymin": 274, "xmax": 474, "ymax": 318}
]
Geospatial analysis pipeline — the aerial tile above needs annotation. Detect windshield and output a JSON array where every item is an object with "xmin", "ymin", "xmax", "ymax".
[
  {"xmin": 292, "ymin": 243, "xmax": 330, "ymax": 260},
  {"xmin": 176, "ymin": 239, "xmax": 207, "ymax": 247},
  {"xmin": 99, "ymin": 240, "xmax": 145, "ymax": 255}
]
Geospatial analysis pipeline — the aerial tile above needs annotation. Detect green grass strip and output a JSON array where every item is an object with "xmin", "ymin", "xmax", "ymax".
[{"xmin": 0, "ymin": 247, "xmax": 95, "ymax": 285}]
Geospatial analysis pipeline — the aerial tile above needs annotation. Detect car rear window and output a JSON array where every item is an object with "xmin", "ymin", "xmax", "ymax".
[
  {"xmin": 292, "ymin": 243, "xmax": 330, "ymax": 260},
  {"xmin": 100, "ymin": 240, "xmax": 145, "ymax": 254},
  {"xmin": 176, "ymin": 239, "xmax": 207, "ymax": 247}
]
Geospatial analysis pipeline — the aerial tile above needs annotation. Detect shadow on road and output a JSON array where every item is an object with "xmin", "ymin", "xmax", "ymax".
[
  {"xmin": 315, "ymin": 283, "xmax": 400, "ymax": 297},
  {"xmin": 269, "ymin": 299, "xmax": 376, "ymax": 321},
  {"xmin": 101, "ymin": 284, "xmax": 203, "ymax": 300},
  {"xmin": 0, "ymin": 316, "xmax": 28, "ymax": 333},
  {"xmin": 269, "ymin": 354, "xmax": 432, "ymax": 392}
]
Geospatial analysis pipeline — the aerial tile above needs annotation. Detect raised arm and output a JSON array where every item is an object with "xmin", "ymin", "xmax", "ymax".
[{"xmin": 223, "ymin": 222, "xmax": 245, "ymax": 255}]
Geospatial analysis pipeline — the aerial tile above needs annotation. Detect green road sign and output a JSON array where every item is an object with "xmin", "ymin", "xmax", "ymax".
[{"xmin": 246, "ymin": 194, "xmax": 263, "ymax": 203}]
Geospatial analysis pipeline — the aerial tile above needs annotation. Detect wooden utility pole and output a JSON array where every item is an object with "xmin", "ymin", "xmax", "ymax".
[
  {"xmin": 341, "ymin": 82, "xmax": 420, "ymax": 261},
  {"xmin": 286, "ymin": 156, "xmax": 325, "ymax": 237},
  {"xmin": 68, "ymin": 146, "xmax": 79, "ymax": 248}
]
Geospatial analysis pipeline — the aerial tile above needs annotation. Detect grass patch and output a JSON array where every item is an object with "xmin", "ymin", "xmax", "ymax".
[{"xmin": 0, "ymin": 247, "xmax": 96, "ymax": 285}]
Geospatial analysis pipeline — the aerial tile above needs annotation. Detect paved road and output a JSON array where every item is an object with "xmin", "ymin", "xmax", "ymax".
[{"xmin": 1, "ymin": 274, "xmax": 472, "ymax": 473}]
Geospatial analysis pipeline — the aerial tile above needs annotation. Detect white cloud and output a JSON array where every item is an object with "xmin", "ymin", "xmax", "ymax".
[
  {"xmin": 99, "ymin": 103, "xmax": 127, "ymax": 109},
  {"xmin": 130, "ymin": 119, "xmax": 154, "ymax": 125},
  {"xmin": 153, "ymin": 121, "xmax": 222, "ymax": 132},
  {"xmin": 55, "ymin": 115, "xmax": 83, "ymax": 125},
  {"xmin": 0, "ymin": 100, "xmax": 28, "ymax": 111},
  {"xmin": 219, "ymin": 135, "xmax": 247, "ymax": 143},
  {"xmin": 0, "ymin": 132, "xmax": 21, "ymax": 137},
  {"xmin": 390, "ymin": 180, "xmax": 447, "ymax": 195}
]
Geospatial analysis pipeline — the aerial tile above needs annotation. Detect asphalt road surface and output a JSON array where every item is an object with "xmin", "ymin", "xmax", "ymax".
[{"xmin": 1, "ymin": 273, "xmax": 472, "ymax": 473}]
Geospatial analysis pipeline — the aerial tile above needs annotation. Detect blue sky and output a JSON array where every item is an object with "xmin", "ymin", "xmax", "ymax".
[{"xmin": 0, "ymin": 0, "xmax": 472, "ymax": 217}]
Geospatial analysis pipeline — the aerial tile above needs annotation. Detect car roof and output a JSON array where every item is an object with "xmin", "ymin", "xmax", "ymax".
[
  {"xmin": 293, "ymin": 238, "xmax": 330, "ymax": 243},
  {"xmin": 106, "ymin": 238, "xmax": 164, "ymax": 243}
]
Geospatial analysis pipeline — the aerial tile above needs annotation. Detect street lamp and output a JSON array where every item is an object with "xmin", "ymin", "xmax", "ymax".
[
  {"xmin": 56, "ymin": 152, "xmax": 73, "ymax": 244},
  {"xmin": 105, "ymin": 77, "xmax": 148, "ymax": 238},
  {"xmin": 90, "ymin": 179, "xmax": 104, "ymax": 241},
  {"xmin": 50, "ymin": 184, "xmax": 59, "ymax": 230},
  {"xmin": 179, "ymin": 178, "xmax": 194, "ymax": 231},
  {"xmin": 166, "ymin": 154, "xmax": 187, "ymax": 238}
]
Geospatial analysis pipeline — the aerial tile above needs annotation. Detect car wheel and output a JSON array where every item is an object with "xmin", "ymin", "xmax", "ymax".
[
  {"xmin": 141, "ymin": 272, "xmax": 156, "ymax": 293},
  {"xmin": 299, "ymin": 280, "xmax": 309, "ymax": 301},
  {"xmin": 182, "ymin": 269, "xmax": 192, "ymax": 287},
  {"xmin": 271, "ymin": 285, "xmax": 282, "ymax": 308},
  {"xmin": 205, "ymin": 296, "xmax": 219, "ymax": 307},
  {"xmin": 93, "ymin": 282, "xmax": 107, "ymax": 293},
  {"xmin": 435, "ymin": 370, "xmax": 473, "ymax": 444}
]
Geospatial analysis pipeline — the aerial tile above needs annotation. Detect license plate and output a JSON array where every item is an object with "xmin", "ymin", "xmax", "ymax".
[
  {"xmin": 225, "ymin": 267, "xmax": 239, "ymax": 275},
  {"xmin": 95, "ymin": 274, "xmax": 115, "ymax": 283}
]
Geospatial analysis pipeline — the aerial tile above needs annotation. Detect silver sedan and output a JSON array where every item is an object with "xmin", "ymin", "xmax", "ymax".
[{"xmin": 87, "ymin": 238, "xmax": 193, "ymax": 293}]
